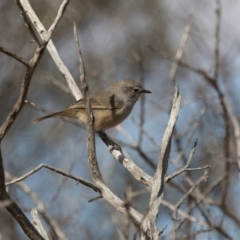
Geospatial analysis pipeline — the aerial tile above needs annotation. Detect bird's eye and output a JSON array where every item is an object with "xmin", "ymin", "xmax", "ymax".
[{"xmin": 133, "ymin": 88, "xmax": 139, "ymax": 92}]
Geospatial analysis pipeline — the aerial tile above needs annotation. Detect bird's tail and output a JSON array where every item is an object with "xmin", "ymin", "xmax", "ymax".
[{"xmin": 32, "ymin": 111, "xmax": 63, "ymax": 123}]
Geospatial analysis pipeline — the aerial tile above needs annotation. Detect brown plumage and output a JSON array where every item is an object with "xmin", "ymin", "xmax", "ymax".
[{"xmin": 32, "ymin": 79, "xmax": 151, "ymax": 131}]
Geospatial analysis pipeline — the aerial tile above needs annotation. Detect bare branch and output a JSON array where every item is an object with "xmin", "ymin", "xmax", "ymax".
[
  {"xmin": 132, "ymin": 118, "xmax": 160, "ymax": 148},
  {"xmin": 148, "ymin": 47, "xmax": 215, "ymax": 83},
  {"xmin": 169, "ymin": 10, "xmax": 196, "ymax": 84},
  {"xmin": 5, "ymin": 163, "xmax": 100, "ymax": 192},
  {"xmin": 114, "ymin": 126, "xmax": 157, "ymax": 168},
  {"xmin": 175, "ymin": 170, "xmax": 208, "ymax": 209},
  {"xmin": 88, "ymin": 195, "xmax": 103, "ymax": 203},
  {"xmin": 185, "ymin": 165, "xmax": 211, "ymax": 171},
  {"xmin": 0, "ymin": 154, "xmax": 44, "ymax": 240},
  {"xmin": 0, "ymin": 2, "xmax": 52, "ymax": 238},
  {"xmin": 73, "ymin": 23, "xmax": 150, "ymax": 233},
  {"xmin": 214, "ymin": 0, "xmax": 221, "ymax": 80},
  {"xmin": 45, "ymin": 0, "xmax": 70, "ymax": 41},
  {"xmin": 45, "ymin": 75, "xmax": 71, "ymax": 95},
  {"xmin": 0, "ymin": 41, "xmax": 45, "ymax": 138},
  {"xmin": 31, "ymin": 209, "xmax": 49, "ymax": 240},
  {"xmin": 141, "ymin": 86, "xmax": 181, "ymax": 239},
  {"xmin": 74, "ymin": 23, "xmax": 103, "ymax": 183},
  {"xmin": 16, "ymin": 0, "xmax": 41, "ymax": 46},
  {"xmin": 161, "ymin": 200, "xmax": 208, "ymax": 227},
  {"xmin": 98, "ymin": 131, "xmax": 153, "ymax": 187},
  {"xmin": 0, "ymin": 46, "xmax": 29, "ymax": 66},
  {"xmin": 165, "ymin": 139, "xmax": 198, "ymax": 182},
  {"xmin": 0, "ymin": 4, "xmax": 80, "ymax": 238},
  {"xmin": 132, "ymin": 51, "xmax": 146, "ymax": 147},
  {"xmin": 175, "ymin": 107, "xmax": 206, "ymax": 164},
  {"xmin": 6, "ymin": 173, "xmax": 68, "ymax": 240},
  {"xmin": 224, "ymin": 100, "xmax": 240, "ymax": 174},
  {"xmin": 19, "ymin": 0, "xmax": 82, "ymax": 100}
]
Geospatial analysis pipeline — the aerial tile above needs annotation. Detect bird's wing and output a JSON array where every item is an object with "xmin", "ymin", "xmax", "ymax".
[{"xmin": 66, "ymin": 91, "xmax": 123, "ymax": 110}]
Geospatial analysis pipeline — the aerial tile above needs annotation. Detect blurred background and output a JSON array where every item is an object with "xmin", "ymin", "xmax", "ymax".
[{"xmin": 1, "ymin": 0, "xmax": 240, "ymax": 239}]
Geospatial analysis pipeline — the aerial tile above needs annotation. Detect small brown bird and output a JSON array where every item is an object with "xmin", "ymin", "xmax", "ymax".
[{"xmin": 32, "ymin": 79, "xmax": 151, "ymax": 131}]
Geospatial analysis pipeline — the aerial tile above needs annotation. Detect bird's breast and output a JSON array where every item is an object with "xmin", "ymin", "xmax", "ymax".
[{"xmin": 92, "ymin": 105, "xmax": 133, "ymax": 131}]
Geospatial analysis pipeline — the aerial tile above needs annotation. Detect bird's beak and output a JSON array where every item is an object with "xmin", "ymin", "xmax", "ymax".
[{"xmin": 141, "ymin": 89, "xmax": 151, "ymax": 94}]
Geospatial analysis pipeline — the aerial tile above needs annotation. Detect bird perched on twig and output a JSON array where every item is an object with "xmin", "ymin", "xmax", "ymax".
[{"xmin": 32, "ymin": 79, "xmax": 151, "ymax": 131}]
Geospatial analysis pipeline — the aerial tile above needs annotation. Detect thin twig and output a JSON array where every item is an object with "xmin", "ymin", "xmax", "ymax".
[
  {"xmin": 165, "ymin": 139, "xmax": 198, "ymax": 182},
  {"xmin": 5, "ymin": 163, "xmax": 100, "ymax": 192},
  {"xmin": 141, "ymin": 87, "xmax": 181, "ymax": 239},
  {"xmin": 44, "ymin": 157, "xmax": 79, "ymax": 211},
  {"xmin": 172, "ymin": 170, "xmax": 209, "ymax": 240},
  {"xmin": 73, "ymin": 23, "xmax": 147, "ymax": 232},
  {"xmin": 116, "ymin": 139, "xmax": 157, "ymax": 169},
  {"xmin": 45, "ymin": 75, "xmax": 71, "ymax": 94},
  {"xmin": 7, "ymin": 174, "xmax": 67, "ymax": 240},
  {"xmin": 185, "ymin": 165, "xmax": 210, "ymax": 171},
  {"xmin": 74, "ymin": 23, "xmax": 103, "ymax": 183},
  {"xmin": 132, "ymin": 117, "xmax": 159, "ymax": 148},
  {"xmin": 0, "ymin": 0, "xmax": 64, "ymax": 237},
  {"xmin": 88, "ymin": 195, "xmax": 103, "ymax": 203},
  {"xmin": 175, "ymin": 107, "xmax": 206, "ymax": 164},
  {"xmin": 20, "ymin": 0, "xmax": 82, "ymax": 100},
  {"xmin": 0, "ymin": 46, "xmax": 29, "ymax": 66},
  {"xmin": 45, "ymin": 0, "xmax": 70, "ymax": 41},
  {"xmin": 214, "ymin": 0, "xmax": 221, "ymax": 80},
  {"xmin": 169, "ymin": 10, "xmax": 196, "ymax": 84},
  {"xmin": 98, "ymin": 131, "xmax": 153, "ymax": 187},
  {"xmin": 17, "ymin": 0, "xmax": 40, "ymax": 45},
  {"xmin": 175, "ymin": 171, "xmax": 208, "ymax": 209},
  {"xmin": 31, "ymin": 209, "xmax": 49, "ymax": 240},
  {"xmin": 161, "ymin": 199, "xmax": 208, "ymax": 227},
  {"xmin": 132, "ymin": 51, "xmax": 146, "ymax": 147},
  {"xmin": 149, "ymin": 47, "xmax": 215, "ymax": 83}
]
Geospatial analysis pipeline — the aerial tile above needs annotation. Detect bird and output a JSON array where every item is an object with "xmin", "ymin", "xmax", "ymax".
[{"xmin": 32, "ymin": 79, "xmax": 151, "ymax": 131}]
